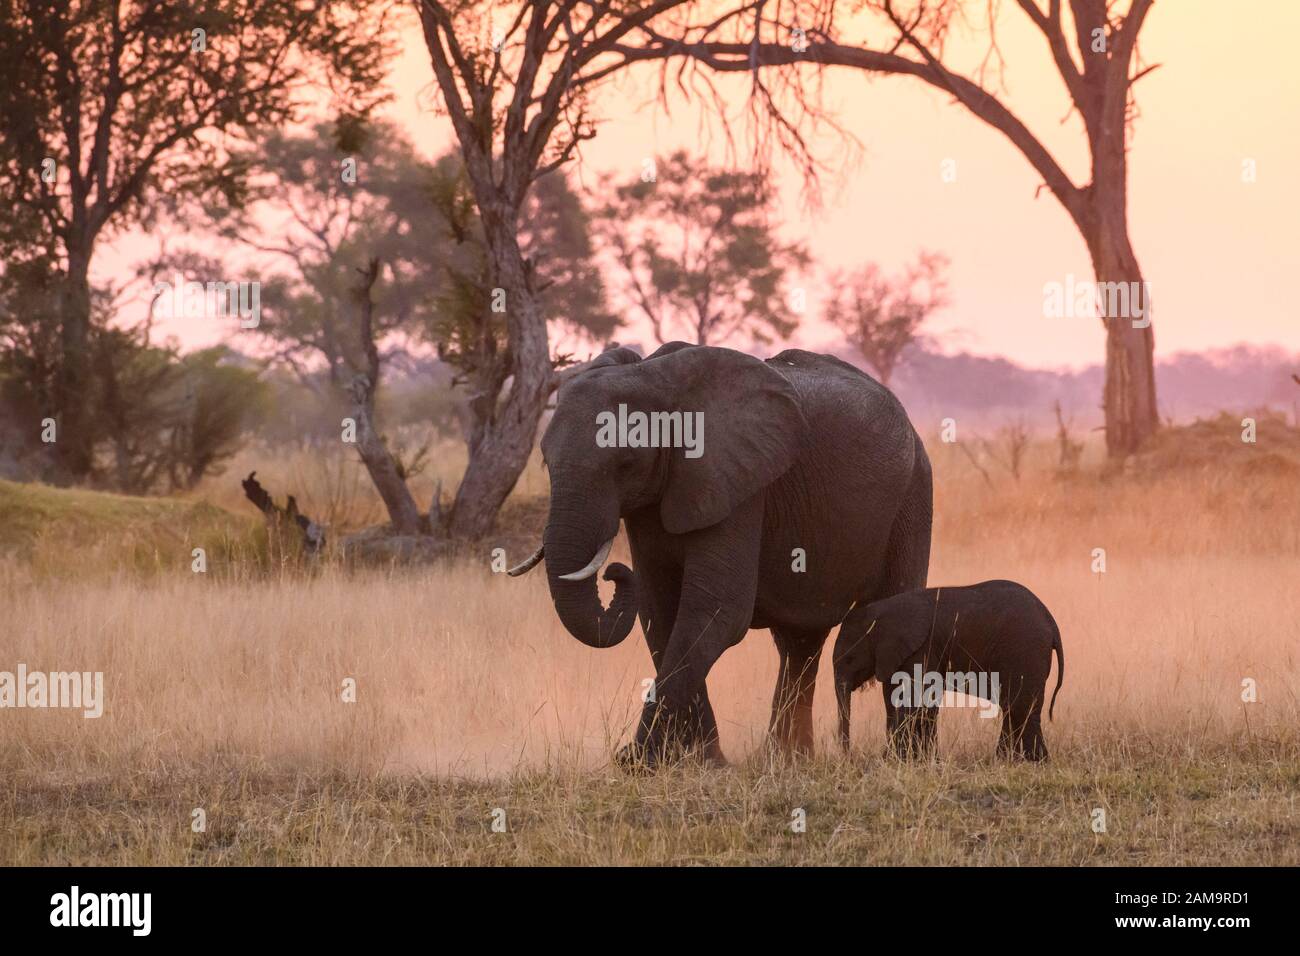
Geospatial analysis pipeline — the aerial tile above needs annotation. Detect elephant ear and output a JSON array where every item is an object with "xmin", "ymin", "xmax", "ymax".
[
  {"xmin": 582, "ymin": 345, "xmax": 643, "ymax": 373},
  {"xmin": 645, "ymin": 340, "xmax": 696, "ymax": 361},
  {"xmin": 555, "ymin": 345, "xmax": 642, "ymax": 393},
  {"xmin": 649, "ymin": 346, "xmax": 806, "ymax": 535}
]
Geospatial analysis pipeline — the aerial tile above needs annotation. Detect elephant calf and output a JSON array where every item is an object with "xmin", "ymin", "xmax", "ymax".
[{"xmin": 833, "ymin": 580, "xmax": 1064, "ymax": 761}]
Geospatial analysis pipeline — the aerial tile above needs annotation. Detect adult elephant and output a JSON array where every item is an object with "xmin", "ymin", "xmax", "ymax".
[{"xmin": 509, "ymin": 342, "xmax": 932, "ymax": 767}]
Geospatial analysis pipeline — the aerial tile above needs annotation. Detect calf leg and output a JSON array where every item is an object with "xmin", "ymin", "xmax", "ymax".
[
  {"xmin": 915, "ymin": 705, "xmax": 940, "ymax": 756},
  {"xmin": 1022, "ymin": 715, "xmax": 1048, "ymax": 761},
  {"xmin": 998, "ymin": 691, "xmax": 1048, "ymax": 762},
  {"xmin": 884, "ymin": 688, "xmax": 938, "ymax": 760}
]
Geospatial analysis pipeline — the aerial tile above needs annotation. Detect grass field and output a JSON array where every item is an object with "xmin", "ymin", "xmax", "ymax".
[{"xmin": 2, "ymin": 422, "xmax": 1298, "ymax": 865}]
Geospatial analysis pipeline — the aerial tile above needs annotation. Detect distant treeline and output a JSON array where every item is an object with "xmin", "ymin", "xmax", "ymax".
[
  {"xmin": 252, "ymin": 340, "xmax": 1300, "ymax": 445},
  {"xmin": 836, "ymin": 343, "xmax": 1300, "ymax": 429}
]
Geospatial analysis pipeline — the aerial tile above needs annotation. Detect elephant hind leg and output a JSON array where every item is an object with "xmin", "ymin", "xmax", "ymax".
[{"xmin": 769, "ymin": 626, "xmax": 829, "ymax": 758}]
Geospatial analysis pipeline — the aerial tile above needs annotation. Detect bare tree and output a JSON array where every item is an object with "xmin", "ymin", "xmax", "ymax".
[
  {"xmin": 983, "ymin": 420, "xmax": 1032, "ymax": 481},
  {"xmin": 416, "ymin": 0, "xmax": 685, "ymax": 538},
  {"xmin": 826, "ymin": 251, "xmax": 948, "ymax": 386},
  {"xmin": 956, "ymin": 438, "xmax": 995, "ymax": 489},
  {"xmin": 1053, "ymin": 399, "xmax": 1084, "ymax": 473},
  {"xmin": 609, "ymin": 0, "xmax": 1161, "ymax": 457}
]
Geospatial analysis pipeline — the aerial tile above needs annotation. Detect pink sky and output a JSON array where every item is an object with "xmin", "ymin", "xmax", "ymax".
[{"xmin": 113, "ymin": 0, "xmax": 1299, "ymax": 370}]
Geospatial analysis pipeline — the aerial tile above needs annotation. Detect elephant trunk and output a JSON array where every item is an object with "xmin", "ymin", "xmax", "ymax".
[{"xmin": 544, "ymin": 508, "xmax": 637, "ymax": 649}]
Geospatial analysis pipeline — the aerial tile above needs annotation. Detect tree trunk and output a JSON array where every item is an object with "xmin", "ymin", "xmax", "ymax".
[
  {"xmin": 346, "ymin": 258, "xmax": 423, "ymax": 536},
  {"xmin": 347, "ymin": 376, "xmax": 424, "ymax": 535},
  {"xmin": 444, "ymin": 211, "xmax": 552, "ymax": 540},
  {"xmin": 55, "ymin": 245, "xmax": 94, "ymax": 481},
  {"xmin": 1087, "ymin": 222, "xmax": 1158, "ymax": 458}
]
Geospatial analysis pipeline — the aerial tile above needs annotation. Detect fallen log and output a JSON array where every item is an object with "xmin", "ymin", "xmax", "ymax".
[{"xmin": 241, "ymin": 471, "xmax": 325, "ymax": 555}]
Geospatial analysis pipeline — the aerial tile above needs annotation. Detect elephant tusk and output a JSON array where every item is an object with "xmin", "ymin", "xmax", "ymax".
[
  {"xmin": 506, "ymin": 544, "xmax": 545, "ymax": 577},
  {"xmin": 558, "ymin": 537, "xmax": 616, "ymax": 581}
]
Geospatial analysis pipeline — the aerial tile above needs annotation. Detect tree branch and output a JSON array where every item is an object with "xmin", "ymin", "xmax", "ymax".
[{"xmin": 613, "ymin": 27, "xmax": 1088, "ymax": 225}]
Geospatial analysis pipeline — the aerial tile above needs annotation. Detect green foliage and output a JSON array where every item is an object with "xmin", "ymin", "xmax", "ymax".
[
  {"xmin": 0, "ymin": 260, "xmax": 266, "ymax": 491},
  {"xmin": 0, "ymin": 0, "xmax": 394, "ymax": 481},
  {"xmin": 207, "ymin": 120, "xmax": 447, "ymax": 388},
  {"xmin": 173, "ymin": 348, "xmax": 273, "ymax": 487},
  {"xmin": 523, "ymin": 171, "xmax": 620, "ymax": 344},
  {"xmin": 89, "ymin": 338, "xmax": 269, "ymax": 494},
  {"xmin": 220, "ymin": 121, "xmax": 615, "ymax": 420},
  {"xmin": 0, "ymin": 0, "xmax": 392, "ymax": 256},
  {"xmin": 0, "ymin": 258, "xmax": 63, "ymax": 434},
  {"xmin": 597, "ymin": 151, "xmax": 808, "ymax": 347}
]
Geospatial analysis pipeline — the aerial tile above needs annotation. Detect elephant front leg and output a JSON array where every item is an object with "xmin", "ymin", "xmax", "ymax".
[
  {"xmin": 619, "ymin": 656, "xmax": 725, "ymax": 769},
  {"xmin": 622, "ymin": 512, "xmax": 761, "ymax": 770},
  {"xmin": 622, "ymin": 676, "xmax": 727, "ymax": 769},
  {"xmin": 625, "ymin": 597, "xmax": 745, "ymax": 768},
  {"xmin": 616, "ymin": 547, "xmax": 692, "ymax": 769},
  {"xmin": 625, "ymin": 514, "xmax": 682, "ymax": 674}
]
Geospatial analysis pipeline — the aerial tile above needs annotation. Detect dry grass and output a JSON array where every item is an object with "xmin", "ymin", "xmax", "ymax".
[
  {"xmin": 2, "ymin": 425, "xmax": 1298, "ymax": 865},
  {"xmin": 0, "ymin": 478, "xmax": 263, "ymax": 582}
]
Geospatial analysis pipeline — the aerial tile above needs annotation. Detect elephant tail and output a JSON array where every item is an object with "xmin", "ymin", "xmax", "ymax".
[
  {"xmin": 836, "ymin": 680, "xmax": 853, "ymax": 753},
  {"xmin": 1048, "ymin": 619, "xmax": 1064, "ymax": 721}
]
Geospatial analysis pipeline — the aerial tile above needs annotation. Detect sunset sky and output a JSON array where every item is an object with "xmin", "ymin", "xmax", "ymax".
[{"xmin": 111, "ymin": 0, "xmax": 1300, "ymax": 371}]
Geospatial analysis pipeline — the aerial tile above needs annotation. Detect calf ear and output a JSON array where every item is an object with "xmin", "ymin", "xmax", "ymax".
[
  {"xmin": 835, "ymin": 604, "xmax": 876, "ymax": 684},
  {"xmin": 872, "ymin": 621, "xmax": 929, "ymax": 685}
]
